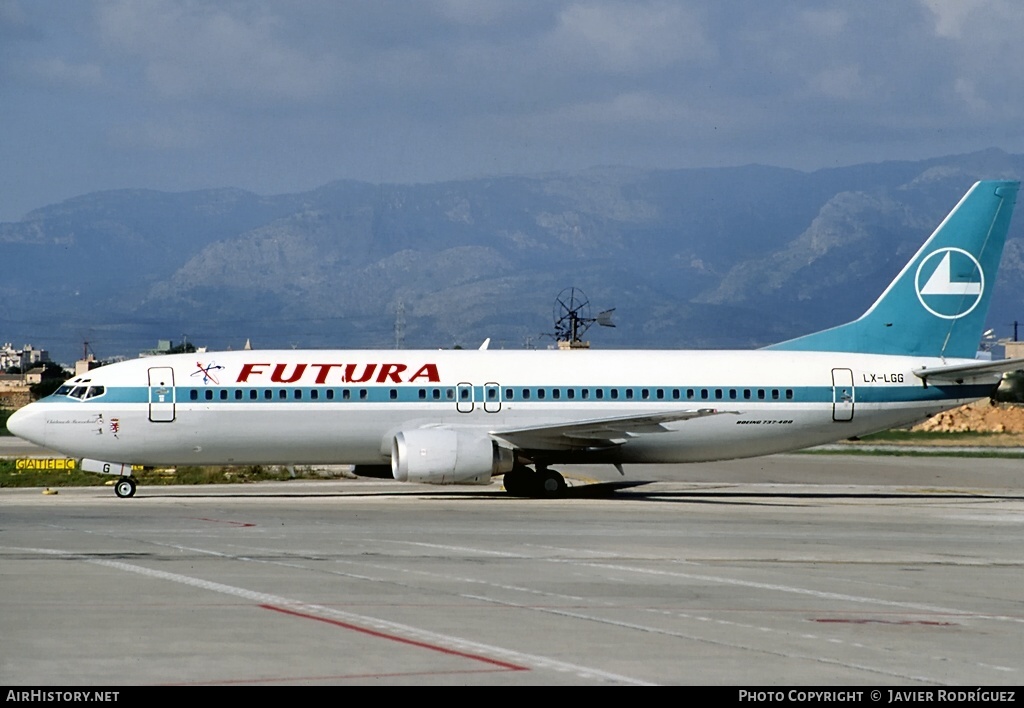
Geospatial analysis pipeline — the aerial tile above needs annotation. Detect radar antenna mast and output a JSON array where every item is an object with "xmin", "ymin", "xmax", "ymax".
[{"xmin": 551, "ymin": 287, "xmax": 615, "ymax": 349}]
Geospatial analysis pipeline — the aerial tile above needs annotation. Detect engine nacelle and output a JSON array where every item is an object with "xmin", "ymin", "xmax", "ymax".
[{"xmin": 391, "ymin": 429, "xmax": 512, "ymax": 485}]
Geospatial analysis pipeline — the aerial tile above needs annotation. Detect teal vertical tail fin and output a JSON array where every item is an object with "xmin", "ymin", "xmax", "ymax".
[{"xmin": 767, "ymin": 180, "xmax": 1019, "ymax": 358}]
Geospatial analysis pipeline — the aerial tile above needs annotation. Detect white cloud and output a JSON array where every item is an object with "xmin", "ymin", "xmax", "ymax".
[
  {"xmin": 551, "ymin": 1, "xmax": 714, "ymax": 73},
  {"xmin": 807, "ymin": 64, "xmax": 873, "ymax": 102},
  {"xmin": 95, "ymin": 0, "xmax": 342, "ymax": 102},
  {"xmin": 920, "ymin": 0, "xmax": 983, "ymax": 38},
  {"xmin": 30, "ymin": 57, "xmax": 103, "ymax": 88},
  {"xmin": 2, "ymin": 0, "xmax": 1024, "ymax": 222}
]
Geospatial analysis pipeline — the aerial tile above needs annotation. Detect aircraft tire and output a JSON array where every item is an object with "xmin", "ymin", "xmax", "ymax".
[
  {"xmin": 503, "ymin": 468, "xmax": 532, "ymax": 496},
  {"xmin": 114, "ymin": 477, "xmax": 137, "ymax": 498},
  {"xmin": 538, "ymin": 469, "xmax": 566, "ymax": 497}
]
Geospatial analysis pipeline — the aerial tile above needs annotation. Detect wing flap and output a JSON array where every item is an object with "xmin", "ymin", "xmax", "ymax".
[{"xmin": 492, "ymin": 408, "xmax": 737, "ymax": 451}]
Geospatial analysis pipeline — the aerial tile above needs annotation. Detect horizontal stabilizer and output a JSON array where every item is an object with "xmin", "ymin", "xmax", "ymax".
[{"xmin": 912, "ymin": 357, "xmax": 1024, "ymax": 385}]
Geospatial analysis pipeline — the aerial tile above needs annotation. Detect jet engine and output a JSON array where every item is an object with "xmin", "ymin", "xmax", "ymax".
[{"xmin": 391, "ymin": 429, "xmax": 512, "ymax": 485}]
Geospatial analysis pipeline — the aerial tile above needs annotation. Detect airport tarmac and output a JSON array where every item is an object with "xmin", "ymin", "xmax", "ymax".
[{"xmin": 1, "ymin": 454, "xmax": 1023, "ymax": 686}]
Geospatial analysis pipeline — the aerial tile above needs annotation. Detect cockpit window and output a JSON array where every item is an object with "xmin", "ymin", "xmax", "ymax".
[
  {"xmin": 55, "ymin": 385, "xmax": 74, "ymax": 396},
  {"xmin": 68, "ymin": 386, "xmax": 87, "ymax": 399},
  {"xmin": 83, "ymin": 386, "xmax": 105, "ymax": 399}
]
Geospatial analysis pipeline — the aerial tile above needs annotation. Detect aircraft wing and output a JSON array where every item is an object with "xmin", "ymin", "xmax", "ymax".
[
  {"xmin": 912, "ymin": 357, "xmax": 1024, "ymax": 385},
  {"xmin": 490, "ymin": 408, "xmax": 736, "ymax": 451}
]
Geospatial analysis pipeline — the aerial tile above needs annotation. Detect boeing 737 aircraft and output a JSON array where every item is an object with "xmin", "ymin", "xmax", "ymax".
[{"xmin": 7, "ymin": 180, "xmax": 1023, "ymax": 497}]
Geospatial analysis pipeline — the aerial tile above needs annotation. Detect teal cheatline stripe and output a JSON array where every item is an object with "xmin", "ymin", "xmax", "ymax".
[{"xmin": 46, "ymin": 383, "xmax": 995, "ymax": 407}]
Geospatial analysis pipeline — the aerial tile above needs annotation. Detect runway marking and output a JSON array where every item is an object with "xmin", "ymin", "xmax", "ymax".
[
  {"xmin": 266, "ymin": 542, "xmax": 1014, "ymax": 684},
  {"xmin": 8, "ymin": 545, "xmax": 654, "ymax": 686},
  {"xmin": 814, "ymin": 618, "xmax": 957, "ymax": 626},
  {"xmin": 261, "ymin": 604, "xmax": 527, "ymax": 671},
  {"xmin": 166, "ymin": 667, "xmax": 524, "ymax": 685},
  {"xmin": 15, "ymin": 523, "xmax": 1020, "ymax": 684},
  {"xmin": 360, "ymin": 542, "xmax": 1020, "ymax": 682},
  {"xmin": 185, "ymin": 537, "xmax": 1022, "ymax": 682},
  {"xmin": 560, "ymin": 559, "xmax": 1024, "ymax": 622},
  {"xmin": 187, "ymin": 517, "xmax": 256, "ymax": 528},
  {"xmin": 465, "ymin": 593, "xmax": 945, "ymax": 684}
]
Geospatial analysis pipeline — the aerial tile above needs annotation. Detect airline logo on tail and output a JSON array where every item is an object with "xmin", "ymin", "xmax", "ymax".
[{"xmin": 914, "ymin": 247, "xmax": 985, "ymax": 319}]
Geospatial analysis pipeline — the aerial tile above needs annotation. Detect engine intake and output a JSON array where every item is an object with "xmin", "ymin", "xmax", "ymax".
[{"xmin": 391, "ymin": 429, "xmax": 512, "ymax": 485}]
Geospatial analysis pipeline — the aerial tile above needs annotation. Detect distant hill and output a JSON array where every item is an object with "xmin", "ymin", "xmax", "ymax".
[{"xmin": 2, "ymin": 149, "xmax": 1022, "ymax": 364}]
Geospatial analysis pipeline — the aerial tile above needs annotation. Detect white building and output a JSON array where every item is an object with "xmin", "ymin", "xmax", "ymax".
[{"xmin": 0, "ymin": 343, "xmax": 50, "ymax": 372}]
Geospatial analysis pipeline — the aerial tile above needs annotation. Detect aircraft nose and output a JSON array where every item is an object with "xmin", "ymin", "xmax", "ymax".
[{"xmin": 6, "ymin": 405, "xmax": 45, "ymax": 445}]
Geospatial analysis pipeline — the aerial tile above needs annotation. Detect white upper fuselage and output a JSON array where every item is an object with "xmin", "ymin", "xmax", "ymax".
[{"xmin": 8, "ymin": 348, "xmax": 994, "ymax": 468}]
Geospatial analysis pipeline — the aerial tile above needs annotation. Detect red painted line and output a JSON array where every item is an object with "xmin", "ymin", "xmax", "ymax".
[{"xmin": 260, "ymin": 604, "xmax": 529, "ymax": 671}]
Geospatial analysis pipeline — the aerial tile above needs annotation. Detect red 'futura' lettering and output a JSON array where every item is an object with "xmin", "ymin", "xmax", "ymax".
[{"xmin": 236, "ymin": 363, "xmax": 440, "ymax": 384}]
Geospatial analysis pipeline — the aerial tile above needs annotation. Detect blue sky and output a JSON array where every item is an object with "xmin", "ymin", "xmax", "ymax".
[{"xmin": 2, "ymin": 0, "xmax": 1023, "ymax": 222}]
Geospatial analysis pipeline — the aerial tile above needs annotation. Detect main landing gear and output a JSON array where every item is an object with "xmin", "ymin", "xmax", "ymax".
[
  {"xmin": 502, "ymin": 465, "xmax": 567, "ymax": 498},
  {"xmin": 114, "ymin": 476, "xmax": 138, "ymax": 498}
]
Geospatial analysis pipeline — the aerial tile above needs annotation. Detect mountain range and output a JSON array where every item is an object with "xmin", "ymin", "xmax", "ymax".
[{"xmin": 2, "ymin": 148, "xmax": 1022, "ymax": 365}]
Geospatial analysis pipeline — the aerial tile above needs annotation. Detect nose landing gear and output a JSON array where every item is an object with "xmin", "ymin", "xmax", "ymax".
[{"xmin": 113, "ymin": 476, "xmax": 138, "ymax": 498}]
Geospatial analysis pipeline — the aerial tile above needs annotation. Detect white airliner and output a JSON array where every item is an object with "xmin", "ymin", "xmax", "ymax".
[{"xmin": 7, "ymin": 180, "xmax": 1023, "ymax": 498}]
